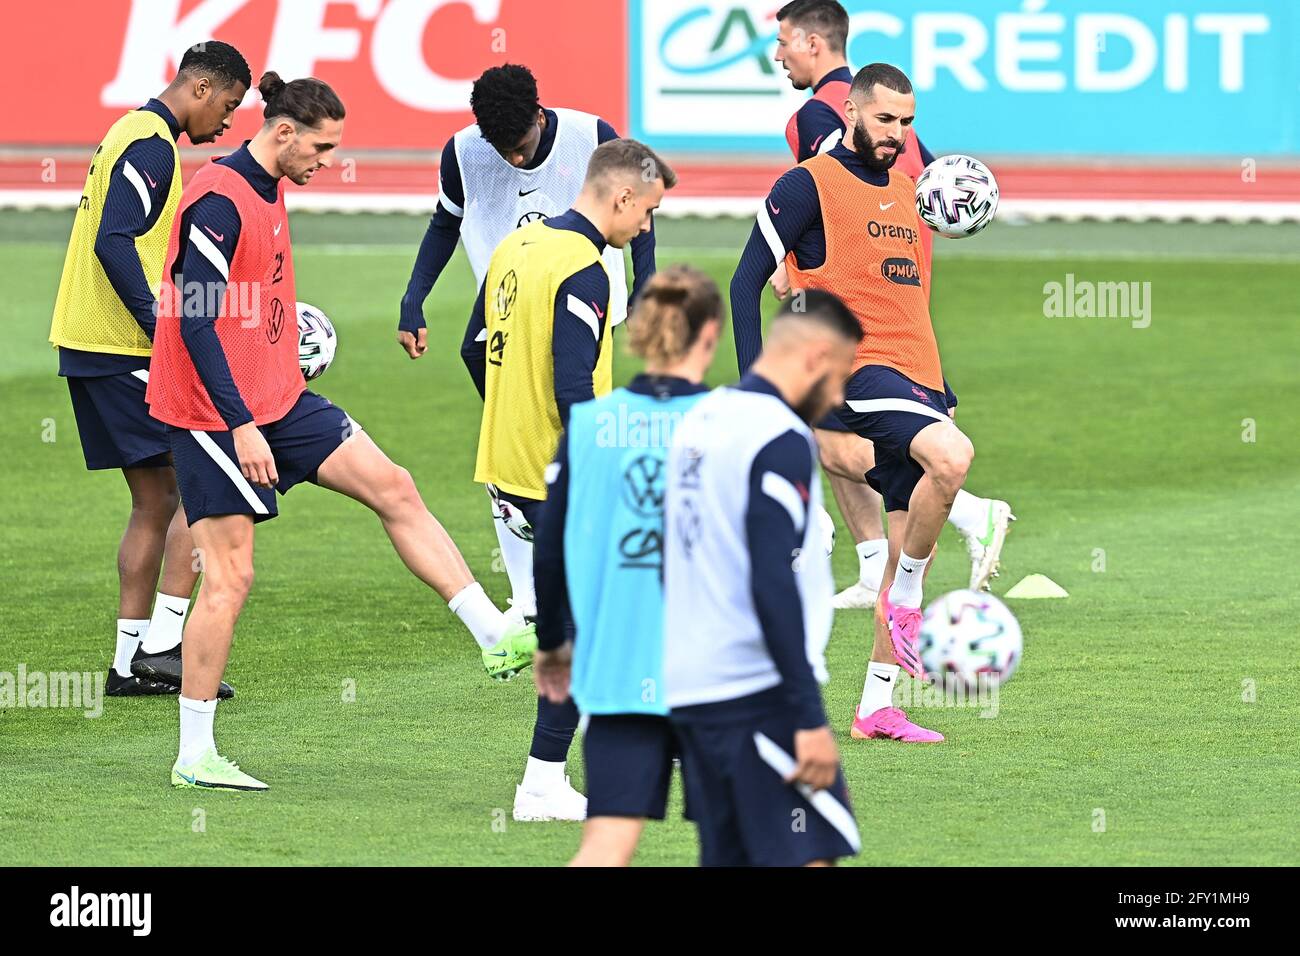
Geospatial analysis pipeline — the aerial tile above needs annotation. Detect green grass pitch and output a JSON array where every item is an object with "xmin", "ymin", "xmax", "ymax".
[{"xmin": 1, "ymin": 210, "xmax": 1297, "ymax": 865}]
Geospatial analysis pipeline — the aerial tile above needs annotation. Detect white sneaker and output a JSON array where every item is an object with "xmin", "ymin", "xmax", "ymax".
[
  {"xmin": 512, "ymin": 776, "xmax": 587, "ymax": 822},
  {"xmin": 832, "ymin": 581, "xmax": 880, "ymax": 610},
  {"xmin": 960, "ymin": 499, "xmax": 1016, "ymax": 591}
]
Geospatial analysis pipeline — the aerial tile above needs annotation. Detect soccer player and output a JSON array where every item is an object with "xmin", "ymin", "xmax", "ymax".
[
  {"xmin": 731, "ymin": 63, "xmax": 972, "ymax": 743},
  {"xmin": 48, "ymin": 41, "xmax": 250, "ymax": 697},
  {"xmin": 146, "ymin": 73, "xmax": 534, "ymax": 792},
  {"xmin": 397, "ymin": 64, "xmax": 658, "ymax": 627},
  {"xmin": 772, "ymin": 1, "xmax": 1014, "ymax": 604},
  {"xmin": 663, "ymin": 291, "xmax": 861, "ymax": 868},
  {"xmin": 470, "ymin": 139, "xmax": 675, "ymax": 821},
  {"xmin": 531, "ymin": 266, "xmax": 723, "ymax": 866}
]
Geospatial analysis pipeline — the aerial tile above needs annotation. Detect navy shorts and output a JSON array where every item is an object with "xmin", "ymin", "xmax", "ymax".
[
  {"xmin": 835, "ymin": 365, "xmax": 954, "ymax": 513},
  {"xmin": 673, "ymin": 698, "xmax": 858, "ymax": 867},
  {"xmin": 584, "ymin": 714, "xmax": 680, "ymax": 820},
  {"xmin": 167, "ymin": 391, "xmax": 360, "ymax": 524},
  {"xmin": 66, "ymin": 371, "xmax": 170, "ymax": 470}
]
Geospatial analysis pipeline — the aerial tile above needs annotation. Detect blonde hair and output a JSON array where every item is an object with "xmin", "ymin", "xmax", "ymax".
[{"xmin": 626, "ymin": 265, "xmax": 723, "ymax": 366}]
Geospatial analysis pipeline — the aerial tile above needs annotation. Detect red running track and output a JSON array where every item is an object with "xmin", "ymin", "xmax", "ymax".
[{"xmin": 1, "ymin": 156, "xmax": 1297, "ymax": 201}]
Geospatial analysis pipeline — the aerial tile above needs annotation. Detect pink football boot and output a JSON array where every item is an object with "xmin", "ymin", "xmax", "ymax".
[
  {"xmin": 880, "ymin": 585, "xmax": 925, "ymax": 680},
  {"xmin": 851, "ymin": 706, "xmax": 944, "ymax": 743}
]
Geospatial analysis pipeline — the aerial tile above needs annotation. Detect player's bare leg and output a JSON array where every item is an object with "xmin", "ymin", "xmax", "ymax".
[
  {"xmin": 851, "ymin": 418, "xmax": 972, "ymax": 744},
  {"xmin": 315, "ymin": 431, "xmax": 473, "ymax": 600},
  {"xmin": 169, "ymin": 512, "xmax": 266, "ymax": 792},
  {"xmin": 129, "ymin": 487, "xmax": 214, "ymax": 692},
  {"xmin": 159, "ymin": 504, "xmax": 200, "ymax": 599},
  {"xmin": 900, "ymin": 421, "xmax": 973, "ymax": 560},
  {"xmin": 314, "ymin": 430, "xmax": 535, "ymax": 674},
  {"xmin": 851, "ymin": 511, "xmax": 942, "ymax": 742},
  {"xmin": 827, "ymin": 474, "xmax": 889, "ymax": 608},
  {"xmin": 107, "ymin": 466, "xmax": 192, "ymax": 696},
  {"xmin": 815, "ymin": 431, "xmax": 890, "ymax": 609},
  {"xmin": 570, "ymin": 818, "xmax": 646, "ymax": 867},
  {"xmin": 181, "ymin": 514, "xmax": 254, "ymax": 701},
  {"xmin": 118, "ymin": 466, "xmax": 179, "ymax": 619}
]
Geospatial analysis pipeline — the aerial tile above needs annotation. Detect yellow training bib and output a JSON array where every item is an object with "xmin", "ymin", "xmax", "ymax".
[
  {"xmin": 48, "ymin": 109, "xmax": 182, "ymax": 356},
  {"xmin": 474, "ymin": 219, "xmax": 614, "ymax": 499}
]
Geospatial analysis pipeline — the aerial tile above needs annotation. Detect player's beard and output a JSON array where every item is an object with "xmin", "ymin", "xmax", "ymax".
[
  {"xmin": 852, "ymin": 118, "xmax": 905, "ymax": 173},
  {"xmin": 795, "ymin": 373, "xmax": 838, "ymax": 424},
  {"xmin": 281, "ymin": 143, "xmax": 316, "ymax": 185}
]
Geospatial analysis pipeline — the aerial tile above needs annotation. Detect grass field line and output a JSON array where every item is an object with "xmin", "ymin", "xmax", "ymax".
[{"xmin": 289, "ymin": 244, "xmax": 1300, "ymax": 264}]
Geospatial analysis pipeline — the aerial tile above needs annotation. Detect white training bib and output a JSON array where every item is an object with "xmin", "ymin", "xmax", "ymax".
[{"xmin": 451, "ymin": 108, "xmax": 629, "ymax": 325}]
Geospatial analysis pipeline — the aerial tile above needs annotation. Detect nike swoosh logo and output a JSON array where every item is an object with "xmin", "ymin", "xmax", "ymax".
[
  {"xmin": 167, "ymin": 607, "xmax": 184, "ymax": 616},
  {"xmin": 144, "ymin": 170, "xmax": 157, "ymax": 189},
  {"xmin": 489, "ymin": 650, "xmax": 509, "ymax": 657},
  {"xmin": 273, "ymin": 222, "xmax": 282, "ymax": 236},
  {"xmin": 519, "ymin": 188, "xmax": 539, "ymax": 197},
  {"xmin": 873, "ymin": 672, "xmax": 892, "ymax": 682},
  {"xmin": 592, "ymin": 301, "xmax": 604, "ymax": 319},
  {"xmin": 861, "ymin": 550, "xmax": 880, "ymax": 560},
  {"xmin": 901, "ymin": 566, "xmax": 914, "ymax": 573},
  {"xmin": 203, "ymin": 226, "xmax": 224, "ymax": 242},
  {"xmin": 768, "ymin": 199, "xmax": 780, "ymax": 215},
  {"xmin": 121, "ymin": 630, "xmax": 140, "ymax": 638},
  {"xmin": 177, "ymin": 771, "xmax": 196, "ymax": 784},
  {"xmin": 810, "ymin": 134, "xmax": 824, "ymax": 153},
  {"xmin": 879, "ymin": 202, "xmax": 896, "ymax": 211}
]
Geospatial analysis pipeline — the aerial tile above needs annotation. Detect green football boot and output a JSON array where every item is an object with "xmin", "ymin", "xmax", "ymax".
[
  {"xmin": 171, "ymin": 749, "xmax": 269, "ymax": 792},
  {"xmin": 483, "ymin": 620, "xmax": 539, "ymax": 682}
]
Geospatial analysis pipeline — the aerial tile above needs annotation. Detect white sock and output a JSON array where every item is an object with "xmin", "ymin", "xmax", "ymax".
[
  {"xmin": 178, "ymin": 695, "xmax": 217, "ymax": 765},
  {"xmin": 947, "ymin": 489, "xmax": 989, "ymax": 537},
  {"xmin": 449, "ymin": 582, "xmax": 507, "ymax": 650},
  {"xmin": 492, "ymin": 509, "xmax": 536, "ymax": 617},
  {"xmin": 142, "ymin": 592, "xmax": 190, "ymax": 654},
  {"xmin": 521, "ymin": 756, "xmax": 566, "ymax": 795},
  {"xmin": 113, "ymin": 619, "xmax": 148, "ymax": 678},
  {"xmin": 891, "ymin": 550, "xmax": 929, "ymax": 608},
  {"xmin": 855, "ymin": 538, "xmax": 888, "ymax": 589},
  {"xmin": 858, "ymin": 661, "xmax": 899, "ymax": 716}
]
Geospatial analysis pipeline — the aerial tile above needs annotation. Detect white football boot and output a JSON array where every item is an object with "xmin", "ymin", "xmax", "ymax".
[
  {"xmin": 513, "ymin": 776, "xmax": 587, "ymax": 822},
  {"xmin": 832, "ymin": 581, "xmax": 880, "ymax": 610},
  {"xmin": 960, "ymin": 499, "xmax": 1016, "ymax": 591}
]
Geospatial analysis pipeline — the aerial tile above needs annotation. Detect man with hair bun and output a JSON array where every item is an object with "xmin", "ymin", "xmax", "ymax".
[
  {"xmin": 49, "ymin": 40, "xmax": 250, "ymax": 699},
  {"xmin": 147, "ymin": 74, "xmax": 534, "ymax": 792},
  {"xmin": 531, "ymin": 265, "xmax": 724, "ymax": 864},
  {"xmin": 470, "ymin": 137, "xmax": 675, "ymax": 821}
]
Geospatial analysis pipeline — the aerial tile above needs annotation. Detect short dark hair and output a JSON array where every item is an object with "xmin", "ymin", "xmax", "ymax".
[
  {"xmin": 850, "ymin": 62, "xmax": 913, "ymax": 101},
  {"xmin": 584, "ymin": 139, "xmax": 678, "ymax": 194},
  {"xmin": 776, "ymin": 289, "xmax": 863, "ymax": 342},
  {"xmin": 177, "ymin": 40, "xmax": 251, "ymax": 92},
  {"xmin": 776, "ymin": 0, "xmax": 850, "ymax": 55},
  {"xmin": 258, "ymin": 72, "xmax": 346, "ymax": 129},
  {"xmin": 470, "ymin": 64, "xmax": 540, "ymax": 151}
]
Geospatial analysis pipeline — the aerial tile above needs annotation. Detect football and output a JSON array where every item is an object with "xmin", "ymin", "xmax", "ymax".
[
  {"xmin": 918, "ymin": 589, "xmax": 1022, "ymax": 689},
  {"xmin": 914, "ymin": 154, "xmax": 1000, "ymax": 238},
  {"xmin": 297, "ymin": 301, "xmax": 337, "ymax": 381}
]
